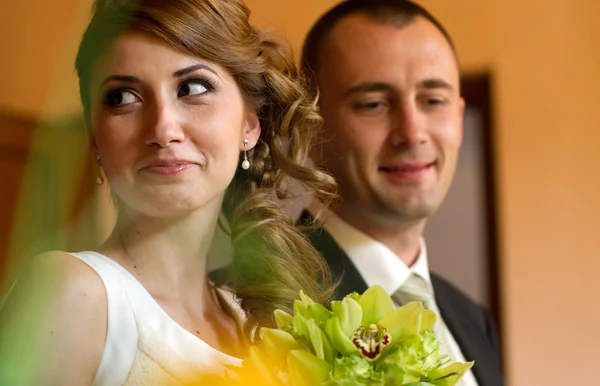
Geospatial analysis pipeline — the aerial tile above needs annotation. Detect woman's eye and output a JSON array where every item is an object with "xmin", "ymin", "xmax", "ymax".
[
  {"xmin": 105, "ymin": 90, "xmax": 138, "ymax": 107},
  {"xmin": 178, "ymin": 81, "xmax": 209, "ymax": 97}
]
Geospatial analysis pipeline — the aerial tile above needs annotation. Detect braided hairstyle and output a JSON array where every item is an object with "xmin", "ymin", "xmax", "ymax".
[{"xmin": 76, "ymin": 0, "xmax": 337, "ymax": 338}]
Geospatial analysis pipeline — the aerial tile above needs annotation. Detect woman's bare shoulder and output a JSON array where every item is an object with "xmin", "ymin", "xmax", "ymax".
[
  {"xmin": 0, "ymin": 250, "xmax": 107, "ymax": 384},
  {"xmin": 4, "ymin": 250, "xmax": 108, "ymax": 309}
]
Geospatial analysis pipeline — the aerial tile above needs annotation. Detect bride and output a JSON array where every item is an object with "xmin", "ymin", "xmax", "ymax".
[{"xmin": 0, "ymin": 0, "xmax": 336, "ymax": 384}]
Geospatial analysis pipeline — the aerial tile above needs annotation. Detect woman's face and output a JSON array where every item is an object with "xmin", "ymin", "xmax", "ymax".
[{"xmin": 89, "ymin": 32, "xmax": 260, "ymax": 217}]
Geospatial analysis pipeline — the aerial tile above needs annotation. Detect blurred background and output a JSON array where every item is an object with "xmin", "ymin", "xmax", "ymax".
[{"xmin": 1, "ymin": 0, "xmax": 599, "ymax": 384}]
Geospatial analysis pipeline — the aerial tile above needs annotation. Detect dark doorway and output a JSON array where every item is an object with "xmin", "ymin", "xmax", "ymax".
[{"xmin": 424, "ymin": 73, "xmax": 502, "ymax": 338}]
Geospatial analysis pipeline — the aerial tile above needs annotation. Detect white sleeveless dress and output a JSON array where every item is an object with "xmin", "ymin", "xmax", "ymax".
[{"xmin": 69, "ymin": 251, "xmax": 242, "ymax": 385}]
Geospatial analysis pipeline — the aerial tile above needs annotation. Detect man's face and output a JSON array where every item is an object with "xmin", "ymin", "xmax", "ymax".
[{"xmin": 315, "ymin": 15, "xmax": 464, "ymax": 225}]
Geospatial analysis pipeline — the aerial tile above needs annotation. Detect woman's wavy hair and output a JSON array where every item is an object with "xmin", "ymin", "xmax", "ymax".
[{"xmin": 75, "ymin": 0, "xmax": 337, "ymax": 338}]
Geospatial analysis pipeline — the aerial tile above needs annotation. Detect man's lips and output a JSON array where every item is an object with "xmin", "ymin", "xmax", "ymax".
[
  {"xmin": 378, "ymin": 162, "xmax": 435, "ymax": 181},
  {"xmin": 379, "ymin": 161, "xmax": 435, "ymax": 172}
]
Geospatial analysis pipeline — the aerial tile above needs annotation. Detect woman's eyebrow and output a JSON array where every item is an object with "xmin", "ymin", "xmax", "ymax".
[{"xmin": 173, "ymin": 64, "xmax": 218, "ymax": 78}]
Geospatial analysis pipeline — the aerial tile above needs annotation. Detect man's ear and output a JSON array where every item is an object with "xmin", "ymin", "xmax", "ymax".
[
  {"xmin": 241, "ymin": 111, "xmax": 261, "ymax": 150},
  {"xmin": 457, "ymin": 96, "xmax": 466, "ymax": 145},
  {"xmin": 308, "ymin": 130, "xmax": 324, "ymax": 167}
]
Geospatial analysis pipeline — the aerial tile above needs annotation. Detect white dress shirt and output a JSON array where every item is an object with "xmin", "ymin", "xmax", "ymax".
[{"xmin": 310, "ymin": 203, "xmax": 479, "ymax": 386}]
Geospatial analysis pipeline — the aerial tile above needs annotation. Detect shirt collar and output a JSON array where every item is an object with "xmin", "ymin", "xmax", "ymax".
[{"xmin": 309, "ymin": 200, "xmax": 432, "ymax": 294}]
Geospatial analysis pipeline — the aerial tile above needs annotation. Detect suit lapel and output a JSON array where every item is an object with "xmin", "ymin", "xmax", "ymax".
[
  {"xmin": 432, "ymin": 275, "xmax": 503, "ymax": 386},
  {"xmin": 301, "ymin": 213, "xmax": 502, "ymax": 385},
  {"xmin": 300, "ymin": 211, "xmax": 368, "ymax": 299}
]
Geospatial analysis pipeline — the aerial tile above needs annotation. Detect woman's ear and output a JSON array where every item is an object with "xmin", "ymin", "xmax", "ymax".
[
  {"xmin": 241, "ymin": 111, "xmax": 261, "ymax": 150},
  {"xmin": 90, "ymin": 136, "xmax": 100, "ymax": 158}
]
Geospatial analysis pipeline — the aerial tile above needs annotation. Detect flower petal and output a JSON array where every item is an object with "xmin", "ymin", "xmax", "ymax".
[
  {"xmin": 331, "ymin": 297, "xmax": 362, "ymax": 336},
  {"xmin": 260, "ymin": 328, "xmax": 303, "ymax": 368},
  {"xmin": 325, "ymin": 316, "xmax": 359, "ymax": 356},
  {"xmin": 244, "ymin": 346, "xmax": 283, "ymax": 385},
  {"xmin": 378, "ymin": 302, "xmax": 436, "ymax": 339},
  {"xmin": 274, "ymin": 309, "xmax": 294, "ymax": 330},
  {"xmin": 287, "ymin": 350, "xmax": 331, "ymax": 386},
  {"xmin": 294, "ymin": 299, "xmax": 307, "ymax": 318},
  {"xmin": 306, "ymin": 303, "xmax": 333, "ymax": 327},
  {"xmin": 306, "ymin": 318, "xmax": 335, "ymax": 363},
  {"xmin": 425, "ymin": 361, "xmax": 475, "ymax": 386},
  {"xmin": 358, "ymin": 285, "xmax": 394, "ymax": 326}
]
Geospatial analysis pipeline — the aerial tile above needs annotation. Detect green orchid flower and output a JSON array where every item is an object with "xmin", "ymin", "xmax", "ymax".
[
  {"xmin": 324, "ymin": 285, "xmax": 438, "ymax": 359},
  {"xmin": 230, "ymin": 285, "xmax": 473, "ymax": 386}
]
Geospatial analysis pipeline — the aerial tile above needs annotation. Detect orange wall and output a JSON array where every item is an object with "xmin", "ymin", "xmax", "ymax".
[
  {"xmin": 2, "ymin": 1, "xmax": 600, "ymax": 384},
  {"xmin": 416, "ymin": 1, "xmax": 600, "ymax": 385},
  {"xmin": 0, "ymin": 0, "xmax": 90, "ymax": 117}
]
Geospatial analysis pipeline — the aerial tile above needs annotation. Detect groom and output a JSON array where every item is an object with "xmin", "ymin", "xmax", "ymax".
[{"xmin": 299, "ymin": 1, "xmax": 503, "ymax": 385}]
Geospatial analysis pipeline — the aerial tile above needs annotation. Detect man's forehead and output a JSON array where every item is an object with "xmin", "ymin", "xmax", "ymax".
[
  {"xmin": 321, "ymin": 12, "xmax": 457, "ymax": 60},
  {"xmin": 317, "ymin": 15, "xmax": 459, "ymax": 91},
  {"xmin": 318, "ymin": 15, "xmax": 458, "ymax": 86},
  {"xmin": 326, "ymin": 14, "xmax": 453, "ymax": 59}
]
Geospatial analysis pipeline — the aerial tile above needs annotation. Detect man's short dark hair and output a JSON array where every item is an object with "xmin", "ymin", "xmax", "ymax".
[{"xmin": 301, "ymin": 0, "xmax": 457, "ymax": 93}]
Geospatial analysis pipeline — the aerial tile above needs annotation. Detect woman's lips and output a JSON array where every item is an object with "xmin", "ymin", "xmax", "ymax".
[{"xmin": 141, "ymin": 161, "xmax": 197, "ymax": 176}]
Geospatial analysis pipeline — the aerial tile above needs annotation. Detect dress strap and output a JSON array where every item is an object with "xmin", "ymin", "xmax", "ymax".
[{"xmin": 69, "ymin": 252, "xmax": 138, "ymax": 386}]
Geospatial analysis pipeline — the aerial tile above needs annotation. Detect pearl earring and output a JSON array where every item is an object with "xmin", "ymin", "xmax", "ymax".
[
  {"xmin": 241, "ymin": 138, "xmax": 250, "ymax": 170},
  {"xmin": 96, "ymin": 155, "xmax": 104, "ymax": 185}
]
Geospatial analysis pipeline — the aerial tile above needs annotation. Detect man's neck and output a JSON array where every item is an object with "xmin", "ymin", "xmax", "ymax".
[{"xmin": 333, "ymin": 206, "xmax": 426, "ymax": 267}]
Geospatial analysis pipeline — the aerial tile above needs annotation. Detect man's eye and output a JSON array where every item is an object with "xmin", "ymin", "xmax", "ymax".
[
  {"xmin": 357, "ymin": 101, "xmax": 384, "ymax": 110},
  {"xmin": 427, "ymin": 98, "xmax": 445, "ymax": 106},
  {"xmin": 421, "ymin": 95, "xmax": 448, "ymax": 107},
  {"xmin": 178, "ymin": 81, "xmax": 210, "ymax": 97},
  {"xmin": 104, "ymin": 90, "xmax": 138, "ymax": 107}
]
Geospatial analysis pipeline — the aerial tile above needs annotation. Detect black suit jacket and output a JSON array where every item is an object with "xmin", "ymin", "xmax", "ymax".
[{"xmin": 300, "ymin": 211, "xmax": 504, "ymax": 386}]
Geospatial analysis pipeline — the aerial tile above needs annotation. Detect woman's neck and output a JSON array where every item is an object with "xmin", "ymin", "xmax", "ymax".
[
  {"xmin": 100, "ymin": 198, "xmax": 243, "ymax": 352},
  {"xmin": 102, "ymin": 199, "xmax": 222, "ymax": 302}
]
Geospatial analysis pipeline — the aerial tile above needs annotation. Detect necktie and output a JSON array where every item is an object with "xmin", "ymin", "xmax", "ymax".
[
  {"xmin": 392, "ymin": 274, "xmax": 475, "ymax": 386},
  {"xmin": 392, "ymin": 273, "xmax": 451, "ymax": 356}
]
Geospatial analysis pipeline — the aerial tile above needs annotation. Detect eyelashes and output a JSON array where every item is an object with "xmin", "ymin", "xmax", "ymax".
[
  {"xmin": 101, "ymin": 75, "xmax": 218, "ymax": 108},
  {"xmin": 102, "ymin": 88, "xmax": 139, "ymax": 107},
  {"xmin": 177, "ymin": 76, "xmax": 216, "ymax": 98}
]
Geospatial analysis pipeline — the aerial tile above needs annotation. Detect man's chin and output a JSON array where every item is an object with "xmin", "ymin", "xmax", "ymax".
[{"xmin": 376, "ymin": 196, "xmax": 441, "ymax": 222}]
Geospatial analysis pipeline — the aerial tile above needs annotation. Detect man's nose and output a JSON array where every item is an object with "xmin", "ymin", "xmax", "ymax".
[{"xmin": 388, "ymin": 103, "xmax": 428, "ymax": 147}]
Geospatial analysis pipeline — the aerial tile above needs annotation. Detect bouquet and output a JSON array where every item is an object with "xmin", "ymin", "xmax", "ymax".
[{"xmin": 226, "ymin": 285, "xmax": 473, "ymax": 385}]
